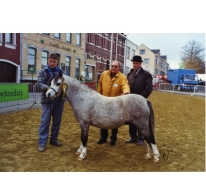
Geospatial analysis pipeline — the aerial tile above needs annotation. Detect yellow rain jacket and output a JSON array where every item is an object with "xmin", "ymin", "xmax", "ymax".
[{"xmin": 97, "ymin": 70, "xmax": 130, "ymax": 97}]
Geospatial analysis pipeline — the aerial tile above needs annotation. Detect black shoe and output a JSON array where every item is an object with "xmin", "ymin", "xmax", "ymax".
[
  {"xmin": 111, "ymin": 141, "xmax": 116, "ymax": 146},
  {"xmin": 97, "ymin": 139, "xmax": 107, "ymax": 144},
  {"xmin": 136, "ymin": 139, "xmax": 144, "ymax": 146},
  {"xmin": 50, "ymin": 140, "xmax": 62, "ymax": 146},
  {"xmin": 125, "ymin": 138, "xmax": 137, "ymax": 143}
]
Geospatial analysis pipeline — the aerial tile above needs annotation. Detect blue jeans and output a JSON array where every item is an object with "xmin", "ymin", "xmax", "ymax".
[{"xmin": 38, "ymin": 98, "xmax": 64, "ymax": 146}]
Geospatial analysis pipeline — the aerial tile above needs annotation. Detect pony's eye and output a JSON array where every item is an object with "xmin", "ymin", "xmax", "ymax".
[{"xmin": 56, "ymin": 83, "xmax": 61, "ymax": 86}]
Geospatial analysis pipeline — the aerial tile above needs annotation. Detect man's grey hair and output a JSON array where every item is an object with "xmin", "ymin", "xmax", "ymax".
[{"xmin": 112, "ymin": 60, "xmax": 121, "ymax": 68}]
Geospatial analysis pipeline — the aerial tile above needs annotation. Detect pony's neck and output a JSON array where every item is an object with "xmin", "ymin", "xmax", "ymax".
[{"xmin": 64, "ymin": 75, "xmax": 94, "ymax": 105}]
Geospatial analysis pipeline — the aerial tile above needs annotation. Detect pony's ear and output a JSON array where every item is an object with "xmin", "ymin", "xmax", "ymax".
[{"xmin": 59, "ymin": 71, "xmax": 63, "ymax": 78}]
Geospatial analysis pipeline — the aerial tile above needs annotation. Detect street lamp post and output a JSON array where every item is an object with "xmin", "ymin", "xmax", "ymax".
[
  {"xmin": 123, "ymin": 33, "xmax": 128, "ymax": 75},
  {"xmin": 109, "ymin": 33, "xmax": 113, "ymax": 69}
]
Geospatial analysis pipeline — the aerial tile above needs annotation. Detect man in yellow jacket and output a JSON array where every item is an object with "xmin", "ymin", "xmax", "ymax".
[{"xmin": 97, "ymin": 60, "xmax": 130, "ymax": 146}]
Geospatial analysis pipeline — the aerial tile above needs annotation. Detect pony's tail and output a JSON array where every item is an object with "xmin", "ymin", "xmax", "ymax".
[{"xmin": 147, "ymin": 100, "xmax": 156, "ymax": 144}]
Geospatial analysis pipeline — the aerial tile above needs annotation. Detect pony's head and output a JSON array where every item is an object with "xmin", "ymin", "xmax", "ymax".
[{"xmin": 46, "ymin": 71, "xmax": 64, "ymax": 99}]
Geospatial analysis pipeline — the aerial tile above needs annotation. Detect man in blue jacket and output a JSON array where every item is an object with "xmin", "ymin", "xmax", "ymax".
[{"xmin": 37, "ymin": 53, "xmax": 65, "ymax": 152}]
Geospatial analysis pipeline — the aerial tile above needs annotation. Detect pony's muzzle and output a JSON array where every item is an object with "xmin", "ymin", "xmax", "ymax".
[{"xmin": 46, "ymin": 91, "xmax": 53, "ymax": 99}]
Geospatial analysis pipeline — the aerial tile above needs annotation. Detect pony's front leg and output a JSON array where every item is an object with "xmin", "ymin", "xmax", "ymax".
[
  {"xmin": 78, "ymin": 146, "xmax": 87, "ymax": 160},
  {"xmin": 145, "ymin": 143, "xmax": 153, "ymax": 160},
  {"xmin": 76, "ymin": 142, "xmax": 83, "ymax": 155},
  {"xmin": 77, "ymin": 126, "xmax": 89, "ymax": 161}
]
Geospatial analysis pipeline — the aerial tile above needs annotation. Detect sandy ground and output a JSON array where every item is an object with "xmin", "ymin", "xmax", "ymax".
[{"xmin": 0, "ymin": 91, "xmax": 205, "ymax": 173}]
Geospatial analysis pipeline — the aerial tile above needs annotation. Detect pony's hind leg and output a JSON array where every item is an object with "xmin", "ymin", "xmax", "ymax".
[
  {"xmin": 141, "ymin": 131, "xmax": 160, "ymax": 162},
  {"xmin": 144, "ymin": 143, "xmax": 152, "ymax": 160},
  {"xmin": 151, "ymin": 143, "xmax": 160, "ymax": 162}
]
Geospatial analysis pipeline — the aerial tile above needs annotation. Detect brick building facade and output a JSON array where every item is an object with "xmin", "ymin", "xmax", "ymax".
[
  {"xmin": 0, "ymin": 33, "xmax": 127, "ymax": 90},
  {"xmin": 21, "ymin": 33, "xmax": 88, "ymax": 84},
  {"xmin": 0, "ymin": 33, "xmax": 21, "ymax": 82},
  {"xmin": 85, "ymin": 33, "xmax": 126, "ymax": 81}
]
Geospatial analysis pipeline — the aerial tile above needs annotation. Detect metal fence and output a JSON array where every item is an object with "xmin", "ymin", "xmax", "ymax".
[
  {"xmin": 0, "ymin": 83, "xmax": 42, "ymax": 110},
  {"xmin": 158, "ymin": 83, "xmax": 205, "ymax": 96},
  {"xmin": 1, "ymin": 82, "xmax": 204, "ymax": 113}
]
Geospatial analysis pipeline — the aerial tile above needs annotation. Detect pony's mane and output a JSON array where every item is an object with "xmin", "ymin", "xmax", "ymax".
[
  {"xmin": 64, "ymin": 75, "xmax": 98, "ymax": 94},
  {"xmin": 48, "ymin": 75, "xmax": 55, "ymax": 86},
  {"xmin": 48, "ymin": 73, "xmax": 61, "ymax": 86},
  {"xmin": 54, "ymin": 73, "xmax": 60, "ymax": 84}
]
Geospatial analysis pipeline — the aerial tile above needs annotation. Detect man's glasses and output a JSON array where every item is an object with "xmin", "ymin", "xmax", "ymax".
[{"xmin": 111, "ymin": 65, "xmax": 118, "ymax": 68}]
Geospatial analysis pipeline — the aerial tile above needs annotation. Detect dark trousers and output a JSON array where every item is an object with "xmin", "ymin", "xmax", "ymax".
[
  {"xmin": 100, "ymin": 128, "xmax": 118, "ymax": 142},
  {"xmin": 129, "ymin": 123, "xmax": 144, "ymax": 140}
]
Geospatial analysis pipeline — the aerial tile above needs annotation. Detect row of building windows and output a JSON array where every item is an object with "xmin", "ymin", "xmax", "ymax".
[
  {"xmin": 1, "ymin": 33, "xmax": 80, "ymax": 47},
  {"xmin": 126, "ymin": 46, "xmax": 135, "ymax": 59},
  {"xmin": 155, "ymin": 59, "xmax": 168, "ymax": 69},
  {"xmin": 155, "ymin": 69, "xmax": 165, "ymax": 75},
  {"xmin": 42, "ymin": 33, "xmax": 81, "ymax": 46},
  {"xmin": 27, "ymin": 47, "xmax": 94, "ymax": 81},
  {"xmin": 0, "ymin": 33, "xmax": 13, "ymax": 43},
  {"xmin": 86, "ymin": 33, "xmax": 125, "ymax": 56},
  {"xmin": 27, "ymin": 47, "xmax": 81, "ymax": 77},
  {"xmin": 0, "ymin": 33, "xmax": 17, "ymax": 49},
  {"xmin": 142, "ymin": 58, "xmax": 168, "ymax": 69},
  {"xmin": 139, "ymin": 49, "xmax": 168, "ymax": 67}
]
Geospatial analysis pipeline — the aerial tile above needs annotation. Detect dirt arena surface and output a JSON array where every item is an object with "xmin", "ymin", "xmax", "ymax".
[{"xmin": 0, "ymin": 91, "xmax": 205, "ymax": 172}]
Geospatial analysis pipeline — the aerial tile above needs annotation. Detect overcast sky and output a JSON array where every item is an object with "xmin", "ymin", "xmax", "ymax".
[
  {"xmin": 127, "ymin": 33, "xmax": 205, "ymax": 69},
  {"xmin": 2, "ymin": 1, "xmax": 205, "ymax": 71}
]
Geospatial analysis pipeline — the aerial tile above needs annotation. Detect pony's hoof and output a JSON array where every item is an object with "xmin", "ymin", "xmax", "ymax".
[
  {"xmin": 78, "ymin": 157, "xmax": 84, "ymax": 160},
  {"xmin": 76, "ymin": 151, "xmax": 81, "ymax": 155},
  {"xmin": 144, "ymin": 156, "xmax": 151, "ymax": 160},
  {"xmin": 78, "ymin": 152, "xmax": 87, "ymax": 160},
  {"xmin": 153, "ymin": 154, "xmax": 160, "ymax": 162},
  {"xmin": 76, "ymin": 148, "xmax": 82, "ymax": 155},
  {"xmin": 153, "ymin": 158, "xmax": 159, "ymax": 163},
  {"xmin": 144, "ymin": 153, "xmax": 152, "ymax": 160}
]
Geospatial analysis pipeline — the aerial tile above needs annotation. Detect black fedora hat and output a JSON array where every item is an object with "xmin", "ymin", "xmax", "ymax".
[{"xmin": 131, "ymin": 55, "xmax": 143, "ymax": 62}]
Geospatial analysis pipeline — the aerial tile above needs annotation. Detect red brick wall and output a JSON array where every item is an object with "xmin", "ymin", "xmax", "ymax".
[
  {"xmin": 0, "ymin": 33, "xmax": 21, "ymax": 65},
  {"xmin": 86, "ymin": 33, "xmax": 125, "ymax": 74}
]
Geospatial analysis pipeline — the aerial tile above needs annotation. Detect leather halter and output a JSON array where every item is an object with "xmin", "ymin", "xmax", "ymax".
[
  {"xmin": 49, "ymin": 79, "xmax": 68, "ymax": 99},
  {"xmin": 49, "ymin": 86, "xmax": 60, "ymax": 97}
]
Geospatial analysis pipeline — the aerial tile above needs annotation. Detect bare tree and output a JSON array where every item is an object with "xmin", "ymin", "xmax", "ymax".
[{"xmin": 180, "ymin": 40, "xmax": 205, "ymax": 73}]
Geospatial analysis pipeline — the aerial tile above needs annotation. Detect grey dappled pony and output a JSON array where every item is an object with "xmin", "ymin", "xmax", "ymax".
[{"xmin": 46, "ymin": 72, "xmax": 160, "ymax": 162}]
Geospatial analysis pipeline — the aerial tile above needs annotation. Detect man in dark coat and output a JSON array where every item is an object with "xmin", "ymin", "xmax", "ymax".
[{"xmin": 125, "ymin": 55, "xmax": 153, "ymax": 145}]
